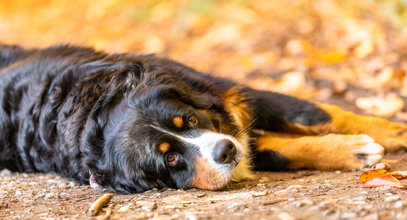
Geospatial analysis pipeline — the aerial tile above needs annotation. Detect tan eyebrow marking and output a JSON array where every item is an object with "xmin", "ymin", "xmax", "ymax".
[
  {"xmin": 158, "ymin": 142, "xmax": 171, "ymax": 153},
  {"xmin": 172, "ymin": 116, "xmax": 184, "ymax": 128}
]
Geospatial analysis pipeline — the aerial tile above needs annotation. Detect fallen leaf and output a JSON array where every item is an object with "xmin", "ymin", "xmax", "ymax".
[
  {"xmin": 388, "ymin": 171, "xmax": 407, "ymax": 180},
  {"xmin": 355, "ymin": 94, "xmax": 404, "ymax": 117},
  {"xmin": 358, "ymin": 169, "xmax": 388, "ymax": 183},
  {"xmin": 88, "ymin": 193, "xmax": 115, "ymax": 216},
  {"xmin": 252, "ymin": 191, "xmax": 269, "ymax": 197},
  {"xmin": 195, "ymin": 193, "xmax": 206, "ymax": 198},
  {"xmin": 261, "ymin": 198, "xmax": 288, "ymax": 205},
  {"xmin": 371, "ymin": 162, "xmax": 391, "ymax": 170},
  {"xmin": 362, "ymin": 175, "xmax": 403, "ymax": 188}
]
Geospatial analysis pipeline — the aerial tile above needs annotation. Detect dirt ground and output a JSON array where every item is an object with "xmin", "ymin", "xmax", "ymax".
[
  {"xmin": 1, "ymin": 153, "xmax": 407, "ymax": 220},
  {"xmin": 2, "ymin": 1, "xmax": 407, "ymax": 219}
]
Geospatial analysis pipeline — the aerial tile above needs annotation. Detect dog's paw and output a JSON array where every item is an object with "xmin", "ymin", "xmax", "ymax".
[
  {"xmin": 352, "ymin": 117, "xmax": 407, "ymax": 153},
  {"xmin": 372, "ymin": 123, "xmax": 407, "ymax": 153},
  {"xmin": 315, "ymin": 134, "xmax": 384, "ymax": 171},
  {"xmin": 349, "ymin": 135, "xmax": 384, "ymax": 168}
]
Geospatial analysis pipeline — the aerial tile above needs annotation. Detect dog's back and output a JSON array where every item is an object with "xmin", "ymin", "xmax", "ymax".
[{"xmin": 0, "ymin": 44, "xmax": 34, "ymax": 68}]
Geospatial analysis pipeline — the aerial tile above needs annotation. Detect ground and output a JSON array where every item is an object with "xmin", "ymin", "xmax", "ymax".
[
  {"xmin": 2, "ymin": 0, "xmax": 407, "ymax": 219},
  {"xmin": 1, "ymin": 153, "xmax": 407, "ymax": 220}
]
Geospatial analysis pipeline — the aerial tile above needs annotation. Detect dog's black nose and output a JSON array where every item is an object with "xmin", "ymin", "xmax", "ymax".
[{"xmin": 213, "ymin": 139, "xmax": 236, "ymax": 164}]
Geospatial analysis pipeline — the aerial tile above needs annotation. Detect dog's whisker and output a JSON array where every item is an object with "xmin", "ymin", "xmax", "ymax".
[{"xmin": 235, "ymin": 118, "xmax": 257, "ymax": 139}]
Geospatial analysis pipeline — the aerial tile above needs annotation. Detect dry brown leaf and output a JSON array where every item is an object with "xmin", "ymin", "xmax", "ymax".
[
  {"xmin": 261, "ymin": 198, "xmax": 288, "ymax": 205},
  {"xmin": 355, "ymin": 94, "xmax": 404, "ymax": 117},
  {"xmin": 362, "ymin": 175, "xmax": 403, "ymax": 188},
  {"xmin": 272, "ymin": 71, "xmax": 306, "ymax": 93},
  {"xmin": 252, "ymin": 191, "xmax": 269, "ymax": 197},
  {"xmin": 358, "ymin": 169, "xmax": 388, "ymax": 183},
  {"xmin": 88, "ymin": 193, "xmax": 114, "ymax": 216},
  {"xmin": 388, "ymin": 171, "xmax": 407, "ymax": 180}
]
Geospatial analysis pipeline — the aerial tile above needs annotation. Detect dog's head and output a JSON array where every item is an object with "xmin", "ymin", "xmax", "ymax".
[{"xmin": 81, "ymin": 70, "xmax": 253, "ymax": 194}]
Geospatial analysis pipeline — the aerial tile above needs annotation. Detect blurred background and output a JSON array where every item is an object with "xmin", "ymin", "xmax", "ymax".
[{"xmin": 1, "ymin": 0, "xmax": 407, "ymax": 120}]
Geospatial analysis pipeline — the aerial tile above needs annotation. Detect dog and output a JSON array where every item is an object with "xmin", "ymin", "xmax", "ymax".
[{"xmin": 0, "ymin": 44, "xmax": 406, "ymax": 194}]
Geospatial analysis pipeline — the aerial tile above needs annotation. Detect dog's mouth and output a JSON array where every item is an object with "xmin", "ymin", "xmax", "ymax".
[
  {"xmin": 89, "ymin": 171, "xmax": 103, "ymax": 190},
  {"xmin": 188, "ymin": 137, "xmax": 249, "ymax": 190}
]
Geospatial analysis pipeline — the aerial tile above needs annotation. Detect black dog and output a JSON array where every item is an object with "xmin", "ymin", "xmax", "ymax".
[{"xmin": 0, "ymin": 44, "xmax": 406, "ymax": 194}]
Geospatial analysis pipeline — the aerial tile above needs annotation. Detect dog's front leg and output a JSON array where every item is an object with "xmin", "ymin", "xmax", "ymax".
[
  {"xmin": 236, "ymin": 87, "xmax": 407, "ymax": 153},
  {"xmin": 253, "ymin": 131, "xmax": 383, "ymax": 171}
]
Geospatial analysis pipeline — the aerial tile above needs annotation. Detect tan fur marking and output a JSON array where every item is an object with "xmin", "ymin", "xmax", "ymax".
[
  {"xmin": 190, "ymin": 157, "xmax": 230, "ymax": 190},
  {"xmin": 223, "ymin": 88, "xmax": 253, "ymax": 129},
  {"xmin": 222, "ymin": 88, "xmax": 255, "ymax": 181},
  {"xmin": 172, "ymin": 116, "xmax": 184, "ymax": 128},
  {"xmin": 158, "ymin": 142, "xmax": 171, "ymax": 154},
  {"xmin": 256, "ymin": 133, "xmax": 380, "ymax": 170},
  {"xmin": 286, "ymin": 103, "xmax": 407, "ymax": 152}
]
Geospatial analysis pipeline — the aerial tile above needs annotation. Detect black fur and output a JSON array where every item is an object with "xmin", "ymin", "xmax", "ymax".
[{"xmin": 0, "ymin": 44, "xmax": 329, "ymax": 193}]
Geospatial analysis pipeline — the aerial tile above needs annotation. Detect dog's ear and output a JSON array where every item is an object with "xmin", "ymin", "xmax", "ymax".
[
  {"xmin": 177, "ymin": 90, "xmax": 218, "ymax": 109},
  {"xmin": 131, "ymin": 85, "xmax": 219, "ymax": 109}
]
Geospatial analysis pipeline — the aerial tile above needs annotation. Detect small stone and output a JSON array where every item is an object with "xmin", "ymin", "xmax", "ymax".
[
  {"xmin": 37, "ymin": 213, "xmax": 48, "ymax": 217},
  {"xmin": 341, "ymin": 211, "xmax": 356, "ymax": 219},
  {"xmin": 0, "ymin": 169, "xmax": 11, "ymax": 176},
  {"xmin": 277, "ymin": 212, "xmax": 295, "ymax": 220},
  {"xmin": 395, "ymin": 201, "xmax": 405, "ymax": 209},
  {"xmin": 136, "ymin": 201, "xmax": 156, "ymax": 207},
  {"xmin": 195, "ymin": 192, "xmax": 206, "ymax": 198},
  {"xmin": 252, "ymin": 191, "xmax": 268, "ymax": 197},
  {"xmin": 354, "ymin": 196, "xmax": 366, "ymax": 202},
  {"xmin": 275, "ymin": 189, "xmax": 288, "ymax": 194},
  {"xmin": 15, "ymin": 191, "xmax": 22, "ymax": 196},
  {"xmin": 118, "ymin": 204, "xmax": 131, "ymax": 212},
  {"xmin": 185, "ymin": 213, "xmax": 198, "ymax": 220},
  {"xmin": 335, "ymin": 170, "xmax": 341, "ymax": 174},
  {"xmin": 322, "ymin": 209, "xmax": 336, "ymax": 216},
  {"xmin": 44, "ymin": 193, "xmax": 54, "ymax": 199},
  {"xmin": 292, "ymin": 199, "xmax": 314, "ymax": 207},
  {"xmin": 384, "ymin": 193, "xmax": 393, "ymax": 196},
  {"xmin": 363, "ymin": 213, "xmax": 379, "ymax": 220},
  {"xmin": 375, "ymin": 186, "xmax": 392, "ymax": 191},
  {"xmin": 141, "ymin": 206, "xmax": 154, "ymax": 211},
  {"xmin": 136, "ymin": 200, "xmax": 157, "ymax": 211},
  {"xmin": 385, "ymin": 195, "xmax": 400, "ymax": 202},
  {"xmin": 227, "ymin": 202, "xmax": 245, "ymax": 210},
  {"xmin": 286, "ymin": 185, "xmax": 302, "ymax": 190}
]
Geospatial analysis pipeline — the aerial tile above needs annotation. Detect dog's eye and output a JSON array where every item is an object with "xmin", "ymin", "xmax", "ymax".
[
  {"xmin": 166, "ymin": 153, "xmax": 179, "ymax": 166},
  {"xmin": 187, "ymin": 115, "xmax": 198, "ymax": 127}
]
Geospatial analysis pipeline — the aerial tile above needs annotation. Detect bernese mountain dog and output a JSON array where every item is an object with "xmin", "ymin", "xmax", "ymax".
[{"xmin": 0, "ymin": 44, "xmax": 406, "ymax": 194}]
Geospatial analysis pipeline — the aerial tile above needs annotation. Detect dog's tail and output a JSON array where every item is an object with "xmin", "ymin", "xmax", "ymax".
[{"xmin": 0, "ymin": 44, "xmax": 35, "ymax": 68}]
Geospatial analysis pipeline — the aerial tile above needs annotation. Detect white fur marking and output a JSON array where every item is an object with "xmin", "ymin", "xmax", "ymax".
[{"xmin": 353, "ymin": 135, "xmax": 384, "ymax": 167}]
